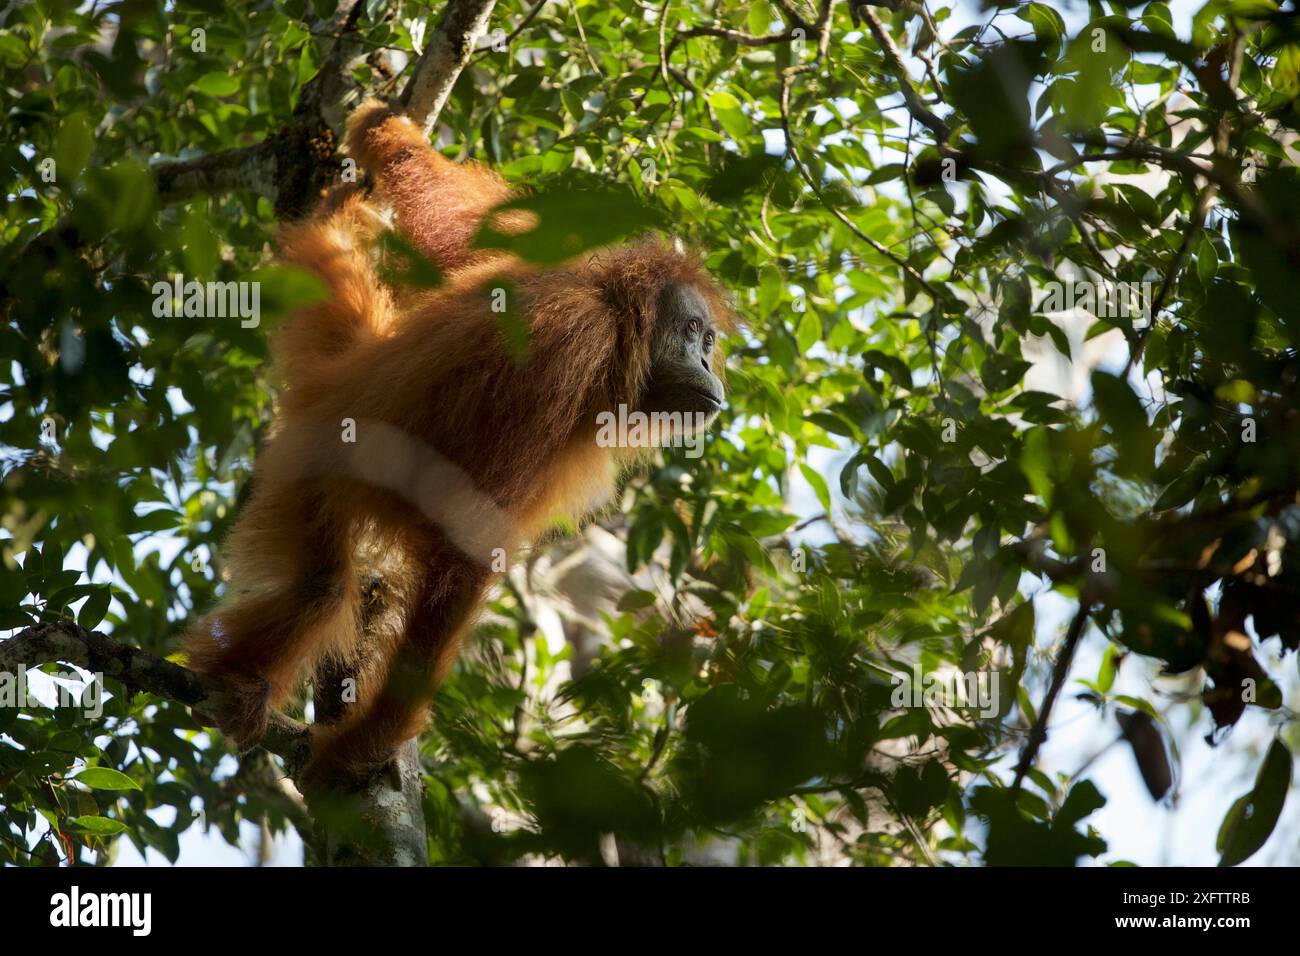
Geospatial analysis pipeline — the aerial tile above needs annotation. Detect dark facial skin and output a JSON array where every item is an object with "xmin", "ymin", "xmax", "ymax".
[{"xmin": 641, "ymin": 283, "xmax": 725, "ymax": 427}]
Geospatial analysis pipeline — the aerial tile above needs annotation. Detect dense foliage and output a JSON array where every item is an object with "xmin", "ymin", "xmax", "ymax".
[{"xmin": 2, "ymin": 0, "xmax": 1298, "ymax": 866}]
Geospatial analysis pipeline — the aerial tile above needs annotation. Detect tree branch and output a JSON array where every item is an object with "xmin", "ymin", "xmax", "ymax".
[
  {"xmin": 469, "ymin": 0, "xmax": 548, "ymax": 65},
  {"xmin": 1, "ymin": 617, "xmax": 434, "ymax": 865},
  {"xmin": 152, "ymin": 141, "xmax": 279, "ymax": 205},
  {"xmin": 775, "ymin": 0, "xmax": 812, "ymax": 30},
  {"xmin": 400, "ymin": 0, "xmax": 499, "ymax": 135},
  {"xmin": 5, "ymin": 0, "xmax": 498, "ymax": 307},
  {"xmin": 667, "ymin": 26, "xmax": 798, "ymax": 59},
  {"xmin": 776, "ymin": 1, "xmax": 945, "ymax": 302},
  {"xmin": 1123, "ymin": 29, "xmax": 1249, "ymax": 375},
  {"xmin": 0, "ymin": 621, "xmax": 310, "ymax": 768},
  {"xmin": 1009, "ymin": 602, "xmax": 1091, "ymax": 795},
  {"xmin": 858, "ymin": 6, "xmax": 950, "ymax": 143}
]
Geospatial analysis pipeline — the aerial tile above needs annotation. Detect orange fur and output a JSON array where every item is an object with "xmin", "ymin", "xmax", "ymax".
[{"xmin": 183, "ymin": 100, "xmax": 734, "ymax": 783}]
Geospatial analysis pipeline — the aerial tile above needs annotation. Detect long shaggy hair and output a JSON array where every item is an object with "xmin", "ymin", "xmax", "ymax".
[{"xmin": 183, "ymin": 101, "xmax": 735, "ymax": 779}]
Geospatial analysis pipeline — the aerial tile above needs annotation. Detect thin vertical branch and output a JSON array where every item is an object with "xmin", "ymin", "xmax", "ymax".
[{"xmin": 401, "ymin": 0, "xmax": 500, "ymax": 135}]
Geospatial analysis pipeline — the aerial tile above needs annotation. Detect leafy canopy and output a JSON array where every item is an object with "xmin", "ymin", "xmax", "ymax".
[{"xmin": 2, "ymin": 0, "xmax": 1298, "ymax": 866}]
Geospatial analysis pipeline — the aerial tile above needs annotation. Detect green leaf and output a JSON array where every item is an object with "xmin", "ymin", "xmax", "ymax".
[
  {"xmin": 72, "ymin": 767, "xmax": 142, "ymax": 791},
  {"xmin": 53, "ymin": 113, "xmax": 94, "ymax": 182},
  {"xmin": 1214, "ymin": 379, "xmax": 1254, "ymax": 404},
  {"xmin": 616, "ymin": 589, "xmax": 657, "ymax": 612},
  {"xmin": 0, "ymin": 32, "xmax": 29, "ymax": 66},
  {"xmin": 1154, "ymin": 457, "xmax": 1211, "ymax": 511},
  {"xmin": 297, "ymin": 40, "xmax": 323, "ymax": 87},
  {"xmin": 1096, "ymin": 644, "xmax": 1119, "ymax": 694},
  {"xmin": 1019, "ymin": 427, "xmax": 1054, "ymax": 503},
  {"xmin": 795, "ymin": 309, "xmax": 821, "ymax": 353},
  {"xmin": 1195, "ymin": 231, "xmax": 1218, "ymax": 284},
  {"xmin": 248, "ymin": 264, "xmax": 331, "ymax": 319},
  {"xmin": 1091, "ymin": 370, "xmax": 1153, "ymax": 476},
  {"xmin": 708, "ymin": 90, "xmax": 752, "ymax": 141},
  {"xmin": 78, "ymin": 587, "xmax": 111, "ymax": 630},
  {"xmin": 798, "ymin": 462, "xmax": 832, "ymax": 514},
  {"xmin": 193, "ymin": 72, "xmax": 238, "ymax": 97},
  {"xmin": 66, "ymin": 816, "xmax": 129, "ymax": 836},
  {"xmin": 1018, "ymin": 3, "xmax": 1066, "ymax": 44},
  {"xmin": 1218, "ymin": 739, "xmax": 1292, "ymax": 866},
  {"xmin": 474, "ymin": 190, "xmax": 661, "ymax": 264},
  {"xmin": 681, "ymin": 127, "xmax": 724, "ymax": 142},
  {"xmin": 129, "ymin": 509, "xmax": 182, "ymax": 533}
]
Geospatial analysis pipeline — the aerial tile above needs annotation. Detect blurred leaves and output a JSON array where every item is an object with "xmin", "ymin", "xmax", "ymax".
[{"xmin": 1217, "ymin": 739, "xmax": 1292, "ymax": 867}]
